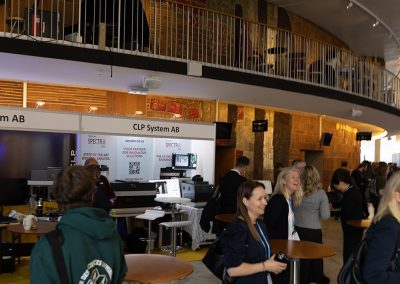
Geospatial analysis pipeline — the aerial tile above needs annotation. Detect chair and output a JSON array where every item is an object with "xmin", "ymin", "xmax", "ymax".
[
  {"xmin": 159, "ymin": 220, "xmax": 192, "ymax": 257},
  {"xmin": 135, "ymin": 209, "xmax": 165, "ymax": 254}
]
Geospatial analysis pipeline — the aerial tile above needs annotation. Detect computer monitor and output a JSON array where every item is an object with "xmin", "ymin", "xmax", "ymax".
[
  {"xmin": 149, "ymin": 179, "xmax": 181, "ymax": 197},
  {"xmin": 171, "ymin": 153, "xmax": 197, "ymax": 169}
]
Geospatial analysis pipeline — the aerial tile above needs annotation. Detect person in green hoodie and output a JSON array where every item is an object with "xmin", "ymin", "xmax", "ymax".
[{"xmin": 30, "ymin": 165, "xmax": 127, "ymax": 284}]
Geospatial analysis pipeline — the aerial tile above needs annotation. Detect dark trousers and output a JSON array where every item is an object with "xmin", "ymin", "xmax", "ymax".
[
  {"xmin": 342, "ymin": 224, "xmax": 363, "ymax": 263},
  {"xmin": 296, "ymin": 226, "xmax": 324, "ymax": 284}
]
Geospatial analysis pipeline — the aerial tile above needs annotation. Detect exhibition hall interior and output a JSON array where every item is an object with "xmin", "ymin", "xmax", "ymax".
[{"xmin": 0, "ymin": 0, "xmax": 399, "ymax": 283}]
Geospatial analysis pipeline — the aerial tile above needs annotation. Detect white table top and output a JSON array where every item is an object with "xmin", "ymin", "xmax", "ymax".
[{"xmin": 154, "ymin": 197, "xmax": 191, "ymax": 204}]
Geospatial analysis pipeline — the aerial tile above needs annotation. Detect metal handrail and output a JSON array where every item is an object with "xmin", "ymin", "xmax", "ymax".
[{"xmin": 1, "ymin": 0, "xmax": 399, "ymax": 109}]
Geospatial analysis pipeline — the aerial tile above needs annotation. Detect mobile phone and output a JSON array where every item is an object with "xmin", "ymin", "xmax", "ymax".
[{"xmin": 275, "ymin": 251, "xmax": 289, "ymax": 264}]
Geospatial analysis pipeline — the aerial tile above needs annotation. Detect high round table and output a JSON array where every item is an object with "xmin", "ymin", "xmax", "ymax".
[
  {"xmin": 347, "ymin": 219, "xmax": 371, "ymax": 229},
  {"xmin": 7, "ymin": 221, "xmax": 57, "ymax": 263},
  {"xmin": 270, "ymin": 239, "xmax": 336, "ymax": 284},
  {"xmin": 124, "ymin": 254, "xmax": 193, "ymax": 283},
  {"xmin": 214, "ymin": 213, "xmax": 236, "ymax": 223}
]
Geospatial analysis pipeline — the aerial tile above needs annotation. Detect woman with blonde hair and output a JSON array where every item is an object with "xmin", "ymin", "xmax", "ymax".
[
  {"xmin": 294, "ymin": 165, "xmax": 330, "ymax": 284},
  {"xmin": 264, "ymin": 167, "xmax": 303, "ymax": 284},
  {"xmin": 362, "ymin": 172, "xmax": 400, "ymax": 283}
]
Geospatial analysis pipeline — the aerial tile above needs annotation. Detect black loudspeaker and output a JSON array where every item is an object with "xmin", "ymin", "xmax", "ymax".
[
  {"xmin": 321, "ymin": 132, "xmax": 333, "ymax": 146},
  {"xmin": 356, "ymin": 132, "xmax": 372, "ymax": 141}
]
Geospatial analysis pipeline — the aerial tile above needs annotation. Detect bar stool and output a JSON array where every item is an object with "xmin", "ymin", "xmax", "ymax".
[
  {"xmin": 135, "ymin": 210, "xmax": 165, "ymax": 254},
  {"xmin": 159, "ymin": 220, "xmax": 192, "ymax": 257}
]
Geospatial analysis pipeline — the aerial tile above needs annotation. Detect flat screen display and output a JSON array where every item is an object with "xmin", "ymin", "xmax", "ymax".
[
  {"xmin": 149, "ymin": 179, "xmax": 181, "ymax": 197},
  {"xmin": 175, "ymin": 154, "xmax": 189, "ymax": 167},
  {"xmin": 172, "ymin": 153, "xmax": 197, "ymax": 169}
]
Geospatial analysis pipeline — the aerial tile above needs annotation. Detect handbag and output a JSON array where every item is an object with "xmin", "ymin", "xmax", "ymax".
[
  {"xmin": 338, "ymin": 220, "xmax": 400, "ymax": 284},
  {"xmin": 202, "ymin": 238, "xmax": 225, "ymax": 279}
]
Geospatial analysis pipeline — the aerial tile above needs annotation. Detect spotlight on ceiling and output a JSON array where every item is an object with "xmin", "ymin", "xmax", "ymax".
[
  {"xmin": 372, "ymin": 20, "xmax": 379, "ymax": 28},
  {"xmin": 346, "ymin": 1, "xmax": 353, "ymax": 9},
  {"xmin": 352, "ymin": 108, "xmax": 363, "ymax": 117},
  {"xmin": 128, "ymin": 87, "xmax": 149, "ymax": 95}
]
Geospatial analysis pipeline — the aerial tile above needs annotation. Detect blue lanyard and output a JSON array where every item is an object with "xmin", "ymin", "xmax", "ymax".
[{"xmin": 256, "ymin": 222, "xmax": 271, "ymax": 258}]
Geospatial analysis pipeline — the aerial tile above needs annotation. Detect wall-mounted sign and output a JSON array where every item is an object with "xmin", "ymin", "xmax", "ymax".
[
  {"xmin": 252, "ymin": 120, "xmax": 268, "ymax": 132},
  {"xmin": 0, "ymin": 107, "xmax": 80, "ymax": 132},
  {"xmin": 81, "ymin": 114, "xmax": 215, "ymax": 139}
]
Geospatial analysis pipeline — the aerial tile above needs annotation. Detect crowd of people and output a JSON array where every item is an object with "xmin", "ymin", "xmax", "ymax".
[
  {"xmin": 28, "ymin": 155, "xmax": 400, "ymax": 283},
  {"xmin": 217, "ymin": 156, "xmax": 400, "ymax": 284}
]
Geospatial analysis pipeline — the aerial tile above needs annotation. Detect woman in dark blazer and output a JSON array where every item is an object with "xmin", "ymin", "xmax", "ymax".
[
  {"xmin": 221, "ymin": 181, "xmax": 286, "ymax": 284},
  {"xmin": 264, "ymin": 167, "xmax": 303, "ymax": 284},
  {"xmin": 362, "ymin": 172, "xmax": 400, "ymax": 283},
  {"xmin": 331, "ymin": 168, "xmax": 364, "ymax": 263}
]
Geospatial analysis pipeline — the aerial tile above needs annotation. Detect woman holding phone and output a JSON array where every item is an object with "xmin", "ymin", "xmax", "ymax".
[{"xmin": 221, "ymin": 181, "xmax": 287, "ymax": 284}]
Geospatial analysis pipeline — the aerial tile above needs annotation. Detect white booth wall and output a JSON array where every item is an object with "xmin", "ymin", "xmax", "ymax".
[{"xmin": 78, "ymin": 134, "xmax": 215, "ymax": 183}]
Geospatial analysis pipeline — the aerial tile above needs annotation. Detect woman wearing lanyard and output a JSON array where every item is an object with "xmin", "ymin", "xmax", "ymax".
[
  {"xmin": 221, "ymin": 181, "xmax": 287, "ymax": 284},
  {"xmin": 264, "ymin": 167, "xmax": 303, "ymax": 284}
]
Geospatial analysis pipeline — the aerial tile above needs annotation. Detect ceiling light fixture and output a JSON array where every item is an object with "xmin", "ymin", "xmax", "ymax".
[
  {"xmin": 128, "ymin": 87, "xmax": 149, "ymax": 95},
  {"xmin": 372, "ymin": 20, "xmax": 379, "ymax": 28},
  {"xmin": 89, "ymin": 106, "xmax": 98, "ymax": 113},
  {"xmin": 35, "ymin": 101, "xmax": 45, "ymax": 108},
  {"xmin": 349, "ymin": 0, "xmax": 400, "ymax": 47},
  {"xmin": 346, "ymin": 1, "xmax": 353, "ymax": 10},
  {"xmin": 351, "ymin": 107, "xmax": 363, "ymax": 117}
]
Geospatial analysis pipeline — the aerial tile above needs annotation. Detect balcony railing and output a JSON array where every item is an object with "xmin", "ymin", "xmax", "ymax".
[{"xmin": 1, "ymin": 0, "xmax": 399, "ymax": 109}]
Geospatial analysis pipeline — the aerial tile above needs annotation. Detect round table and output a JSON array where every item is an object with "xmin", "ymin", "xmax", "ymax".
[
  {"xmin": 267, "ymin": 47, "xmax": 287, "ymax": 54},
  {"xmin": 124, "ymin": 254, "xmax": 193, "ymax": 283},
  {"xmin": 7, "ymin": 221, "xmax": 57, "ymax": 235},
  {"xmin": 347, "ymin": 219, "xmax": 371, "ymax": 229},
  {"xmin": 214, "ymin": 213, "xmax": 236, "ymax": 223},
  {"xmin": 270, "ymin": 239, "xmax": 336, "ymax": 284},
  {"xmin": 7, "ymin": 221, "xmax": 57, "ymax": 263}
]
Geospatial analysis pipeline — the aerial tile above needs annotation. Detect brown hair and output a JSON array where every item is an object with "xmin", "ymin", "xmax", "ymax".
[
  {"xmin": 52, "ymin": 166, "xmax": 95, "ymax": 211},
  {"xmin": 236, "ymin": 180, "xmax": 264, "ymax": 242}
]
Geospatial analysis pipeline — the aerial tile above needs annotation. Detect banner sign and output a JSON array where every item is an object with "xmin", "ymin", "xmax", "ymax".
[
  {"xmin": 0, "ymin": 107, "xmax": 79, "ymax": 132},
  {"xmin": 81, "ymin": 114, "xmax": 215, "ymax": 139}
]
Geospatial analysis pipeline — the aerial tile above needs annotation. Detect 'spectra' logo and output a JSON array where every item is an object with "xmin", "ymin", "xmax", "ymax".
[{"xmin": 79, "ymin": 259, "xmax": 112, "ymax": 284}]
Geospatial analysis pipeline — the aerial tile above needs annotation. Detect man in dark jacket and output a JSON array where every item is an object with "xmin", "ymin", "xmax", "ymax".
[{"xmin": 219, "ymin": 156, "xmax": 250, "ymax": 214}]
